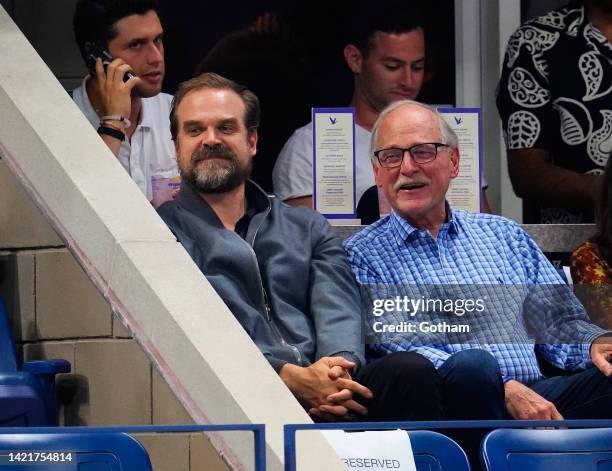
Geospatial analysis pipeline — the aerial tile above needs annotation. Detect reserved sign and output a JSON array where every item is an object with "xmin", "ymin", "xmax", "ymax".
[{"xmin": 322, "ymin": 430, "xmax": 417, "ymax": 471}]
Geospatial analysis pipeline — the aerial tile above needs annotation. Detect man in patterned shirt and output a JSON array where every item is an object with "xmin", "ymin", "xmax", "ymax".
[
  {"xmin": 345, "ymin": 100, "xmax": 612, "ymax": 422},
  {"xmin": 496, "ymin": 0, "xmax": 611, "ymax": 223}
]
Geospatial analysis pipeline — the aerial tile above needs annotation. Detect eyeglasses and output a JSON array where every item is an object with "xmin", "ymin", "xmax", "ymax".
[{"xmin": 373, "ymin": 142, "xmax": 450, "ymax": 168}]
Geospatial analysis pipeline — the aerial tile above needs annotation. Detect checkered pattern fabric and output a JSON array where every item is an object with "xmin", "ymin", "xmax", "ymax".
[{"xmin": 344, "ymin": 208, "xmax": 605, "ymax": 385}]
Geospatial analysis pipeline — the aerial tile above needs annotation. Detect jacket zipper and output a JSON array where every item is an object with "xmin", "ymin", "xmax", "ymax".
[{"xmin": 236, "ymin": 216, "xmax": 303, "ymax": 364}]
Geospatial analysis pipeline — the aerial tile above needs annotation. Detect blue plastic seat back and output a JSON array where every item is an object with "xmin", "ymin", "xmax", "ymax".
[
  {"xmin": 0, "ymin": 297, "xmax": 18, "ymax": 372},
  {"xmin": 0, "ymin": 375, "xmax": 47, "ymax": 426},
  {"xmin": 0, "ymin": 296, "xmax": 46, "ymax": 426},
  {"xmin": 408, "ymin": 430, "xmax": 471, "ymax": 471},
  {"xmin": 0, "ymin": 432, "xmax": 152, "ymax": 470},
  {"xmin": 481, "ymin": 428, "xmax": 612, "ymax": 471}
]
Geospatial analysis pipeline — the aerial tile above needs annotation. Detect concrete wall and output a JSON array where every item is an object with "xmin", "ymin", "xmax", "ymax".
[
  {"xmin": 0, "ymin": 4, "xmax": 227, "ymax": 467},
  {"xmin": 0, "ymin": 160, "xmax": 228, "ymax": 471}
]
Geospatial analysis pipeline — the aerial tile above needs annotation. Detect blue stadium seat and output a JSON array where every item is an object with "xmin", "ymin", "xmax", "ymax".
[
  {"xmin": 409, "ymin": 430, "xmax": 471, "ymax": 471},
  {"xmin": 0, "ymin": 431, "xmax": 152, "ymax": 470},
  {"xmin": 0, "ymin": 296, "xmax": 70, "ymax": 425},
  {"xmin": 480, "ymin": 428, "xmax": 612, "ymax": 471}
]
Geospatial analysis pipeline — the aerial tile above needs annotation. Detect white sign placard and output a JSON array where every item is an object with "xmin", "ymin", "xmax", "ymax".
[
  {"xmin": 439, "ymin": 108, "xmax": 482, "ymax": 213},
  {"xmin": 312, "ymin": 108, "xmax": 356, "ymax": 218},
  {"xmin": 322, "ymin": 430, "xmax": 417, "ymax": 471}
]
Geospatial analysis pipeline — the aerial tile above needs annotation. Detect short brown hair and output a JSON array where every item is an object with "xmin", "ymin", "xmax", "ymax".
[{"xmin": 169, "ymin": 72, "xmax": 260, "ymax": 141}]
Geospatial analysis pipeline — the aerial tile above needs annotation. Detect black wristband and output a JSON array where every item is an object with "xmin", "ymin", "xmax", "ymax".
[{"xmin": 97, "ymin": 125, "xmax": 125, "ymax": 142}]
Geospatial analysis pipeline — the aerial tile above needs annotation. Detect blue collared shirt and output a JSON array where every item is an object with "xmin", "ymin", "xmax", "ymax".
[{"xmin": 344, "ymin": 207, "xmax": 605, "ymax": 385}]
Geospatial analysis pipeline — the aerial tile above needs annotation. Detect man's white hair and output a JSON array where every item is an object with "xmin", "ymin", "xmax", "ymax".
[{"xmin": 369, "ymin": 99, "xmax": 459, "ymax": 162}]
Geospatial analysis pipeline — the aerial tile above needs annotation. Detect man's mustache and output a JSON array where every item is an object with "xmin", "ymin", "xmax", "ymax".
[
  {"xmin": 191, "ymin": 144, "xmax": 236, "ymax": 163},
  {"xmin": 394, "ymin": 178, "xmax": 430, "ymax": 191}
]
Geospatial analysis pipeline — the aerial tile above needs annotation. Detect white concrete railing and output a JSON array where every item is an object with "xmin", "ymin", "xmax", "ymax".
[{"xmin": 0, "ymin": 6, "xmax": 346, "ymax": 471}]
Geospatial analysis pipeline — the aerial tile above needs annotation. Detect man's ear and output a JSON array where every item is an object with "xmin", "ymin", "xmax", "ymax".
[
  {"xmin": 372, "ymin": 160, "xmax": 383, "ymax": 187},
  {"xmin": 248, "ymin": 129, "xmax": 258, "ymax": 156},
  {"xmin": 343, "ymin": 44, "xmax": 363, "ymax": 74},
  {"xmin": 449, "ymin": 146, "xmax": 460, "ymax": 179}
]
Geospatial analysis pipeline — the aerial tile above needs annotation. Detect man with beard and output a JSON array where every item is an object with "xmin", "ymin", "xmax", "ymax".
[
  {"xmin": 157, "ymin": 73, "xmax": 442, "ymax": 422},
  {"xmin": 72, "ymin": 0, "xmax": 178, "ymax": 205}
]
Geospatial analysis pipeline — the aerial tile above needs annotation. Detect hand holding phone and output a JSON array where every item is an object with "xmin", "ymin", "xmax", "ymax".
[
  {"xmin": 84, "ymin": 42, "xmax": 135, "ymax": 82},
  {"xmin": 86, "ymin": 42, "xmax": 141, "ymax": 120}
]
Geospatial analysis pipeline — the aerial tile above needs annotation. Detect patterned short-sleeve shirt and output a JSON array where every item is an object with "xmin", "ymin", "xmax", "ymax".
[{"xmin": 496, "ymin": 1, "xmax": 612, "ymax": 223}]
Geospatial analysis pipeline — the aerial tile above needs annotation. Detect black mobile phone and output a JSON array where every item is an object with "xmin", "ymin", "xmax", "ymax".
[{"xmin": 84, "ymin": 42, "xmax": 135, "ymax": 82}]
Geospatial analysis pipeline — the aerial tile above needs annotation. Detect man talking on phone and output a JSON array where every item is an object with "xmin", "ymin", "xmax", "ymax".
[{"xmin": 72, "ymin": 0, "xmax": 178, "ymax": 206}]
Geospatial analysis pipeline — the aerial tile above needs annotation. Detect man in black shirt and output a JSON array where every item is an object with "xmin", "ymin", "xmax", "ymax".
[{"xmin": 497, "ymin": 0, "xmax": 612, "ymax": 223}]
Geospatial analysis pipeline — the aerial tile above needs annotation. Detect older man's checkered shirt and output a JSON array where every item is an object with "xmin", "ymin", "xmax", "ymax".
[{"xmin": 344, "ymin": 208, "xmax": 604, "ymax": 385}]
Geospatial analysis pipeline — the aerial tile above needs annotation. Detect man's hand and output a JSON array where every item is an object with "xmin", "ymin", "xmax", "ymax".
[
  {"xmin": 280, "ymin": 357, "xmax": 372, "ymax": 421},
  {"xmin": 590, "ymin": 336, "xmax": 612, "ymax": 376},
  {"xmin": 94, "ymin": 57, "xmax": 141, "ymax": 118},
  {"xmin": 505, "ymin": 379, "xmax": 563, "ymax": 420}
]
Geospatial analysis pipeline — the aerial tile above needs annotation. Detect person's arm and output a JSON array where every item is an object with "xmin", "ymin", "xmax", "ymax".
[
  {"xmin": 287, "ymin": 214, "xmax": 369, "ymax": 420},
  {"xmin": 511, "ymin": 222, "xmax": 608, "ymax": 370},
  {"xmin": 308, "ymin": 214, "xmax": 366, "ymax": 366},
  {"xmin": 508, "ymin": 148, "xmax": 602, "ymax": 213}
]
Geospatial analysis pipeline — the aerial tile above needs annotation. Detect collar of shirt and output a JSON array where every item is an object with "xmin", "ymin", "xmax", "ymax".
[
  {"xmin": 234, "ymin": 183, "xmax": 269, "ymax": 239},
  {"xmin": 387, "ymin": 202, "xmax": 459, "ymax": 245},
  {"xmin": 176, "ymin": 179, "xmax": 270, "ymax": 233}
]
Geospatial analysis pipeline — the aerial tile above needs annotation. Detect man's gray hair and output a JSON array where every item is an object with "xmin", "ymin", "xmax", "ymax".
[{"xmin": 369, "ymin": 100, "xmax": 459, "ymax": 162}]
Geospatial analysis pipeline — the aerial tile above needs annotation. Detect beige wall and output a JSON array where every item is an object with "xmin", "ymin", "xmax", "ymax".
[{"xmin": 0, "ymin": 160, "xmax": 228, "ymax": 471}]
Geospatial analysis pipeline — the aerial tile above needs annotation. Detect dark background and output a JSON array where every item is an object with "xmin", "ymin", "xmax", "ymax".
[{"xmin": 157, "ymin": 0, "xmax": 456, "ymax": 191}]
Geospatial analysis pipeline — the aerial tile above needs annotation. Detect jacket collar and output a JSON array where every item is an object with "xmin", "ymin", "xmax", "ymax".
[{"xmin": 176, "ymin": 179, "xmax": 271, "ymax": 231}]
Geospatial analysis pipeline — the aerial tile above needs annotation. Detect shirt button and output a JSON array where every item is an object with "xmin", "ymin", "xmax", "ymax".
[{"xmin": 419, "ymin": 232, "xmax": 427, "ymax": 238}]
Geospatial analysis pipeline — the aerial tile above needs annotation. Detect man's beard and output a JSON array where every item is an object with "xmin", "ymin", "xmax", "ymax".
[{"xmin": 182, "ymin": 144, "xmax": 252, "ymax": 194}]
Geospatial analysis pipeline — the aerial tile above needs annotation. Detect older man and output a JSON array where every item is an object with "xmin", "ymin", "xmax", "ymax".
[
  {"xmin": 345, "ymin": 100, "xmax": 612, "ymax": 423},
  {"xmin": 157, "ymin": 73, "xmax": 440, "ymax": 422}
]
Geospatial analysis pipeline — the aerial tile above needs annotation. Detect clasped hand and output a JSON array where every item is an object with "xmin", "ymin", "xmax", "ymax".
[{"xmin": 280, "ymin": 357, "xmax": 373, "ymax": 421}]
